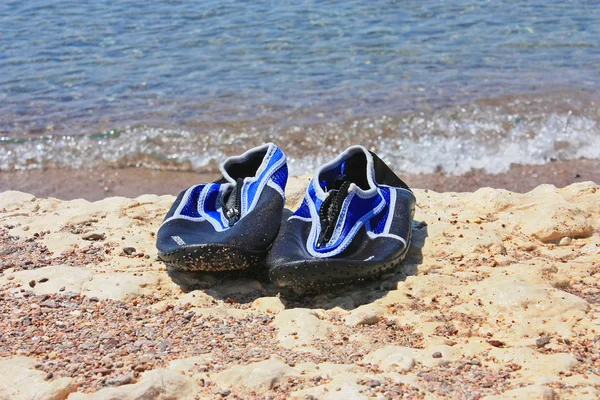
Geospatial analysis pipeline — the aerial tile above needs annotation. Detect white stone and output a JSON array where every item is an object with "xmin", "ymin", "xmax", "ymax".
[
  {"xmin": 361, "ymin": 346, "xmax": 416, "ymax": 372},
  {"xmin": 345, "ymin": 304, "xmax": 385, "ymax": 326},
  {"xmin": 273, "ymin": 309, "xmax": 334, "ymax": 349},
  {"xmin": 0, "ymin": 356, "xmax": 75, "ymax": 400},
  {"xmin": 0, "ymin": 265, "xmax": 93, "ymax": 295},
  {"xmin": 214, "ymin": 359, "xmax": 299, "ymax": 392},
  {"xmin": 68, "ymin": 369, "xmax": 194, "ymax": 400},
  {"xmin": 81, "ymin": 272, "xmax": 161, "ymax": 301},
  {"xmin": 0, "ymin": 191, "xmax": 35, "ymax": 211},
  {"xmin": 252, "ymin": 297, "xmax": 286, "ymax": 313},
  {"xmin": 483, "ymin": 385, "xmax": 556, "ymax": 400}
]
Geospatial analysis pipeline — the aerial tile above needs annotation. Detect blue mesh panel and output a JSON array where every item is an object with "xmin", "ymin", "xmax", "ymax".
[
  {"xmin": 271, "ymin": 164, "xmax": 288, "ymax": 191},
  {"xmin": 179, "ymin": 185, "xmax": 204, "ymax": 218},
  {"xmin": 370, "ymin": 188, "xmax": 390, "ymax": 234},
  {"xmin": 307, "ymin": 182, "xmax": 323, "ymax": 210},
  {"xmin": 293, "ymin": 199, "xmax": 311, "ymax": 218},
  {"xmin": 246, "ymin": 148, "xmax": 285, "ymax": 210},
  {"xmin": 316, "ymin": 193, "xmax": 382, "ymax": 252},
  {"xmin": 203, "ymin": 184, "xmax": 226, "ymax": 228}
]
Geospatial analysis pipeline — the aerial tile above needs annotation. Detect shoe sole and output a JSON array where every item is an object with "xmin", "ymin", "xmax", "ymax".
[
  {"xmin": 158, "ymin": 244, "xmax": 266, "ymax": 272},
  {"xmin": 269, "ymin": 235, "xmax": 412, "ymax": 291}
]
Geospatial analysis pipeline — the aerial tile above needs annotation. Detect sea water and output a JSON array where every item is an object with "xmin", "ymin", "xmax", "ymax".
[{"xmin": 1, "ymin": 0, "xmax": 599, "ymax": 175}]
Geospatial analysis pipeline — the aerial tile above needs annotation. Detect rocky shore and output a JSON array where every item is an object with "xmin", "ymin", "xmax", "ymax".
[{"xmin": 0, "ymin": 177, "xmax": 599, "ymax": 399}]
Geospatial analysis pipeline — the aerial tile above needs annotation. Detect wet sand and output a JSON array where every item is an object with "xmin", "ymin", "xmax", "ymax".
[{"xmin": 1, "ymin": 159, "xmax": 599, "ymax": 201}]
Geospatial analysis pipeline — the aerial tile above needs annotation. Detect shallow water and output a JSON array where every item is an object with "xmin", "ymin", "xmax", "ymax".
[{"xmin": 1, "ymin": 0, "xmax": 599, "ymax": 175}]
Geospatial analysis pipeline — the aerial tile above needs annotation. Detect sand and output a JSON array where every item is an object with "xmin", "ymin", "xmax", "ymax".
[{"xmin": 0, "ymin": 177, "xmax": 599, "ymax": 399}]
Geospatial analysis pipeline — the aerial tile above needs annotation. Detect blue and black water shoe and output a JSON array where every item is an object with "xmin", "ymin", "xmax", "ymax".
[
  {"xmin": 157, "ymin": 143, "xmax": 288, "ymax": 271},
  {"xmin": 266, "ymin": 146, "xmax": 415, "ymax": 289}
]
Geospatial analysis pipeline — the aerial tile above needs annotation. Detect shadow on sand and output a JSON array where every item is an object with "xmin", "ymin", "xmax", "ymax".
[{"xmin": 167, "ymin": 220, "xmax": 428, "ymax": 311}]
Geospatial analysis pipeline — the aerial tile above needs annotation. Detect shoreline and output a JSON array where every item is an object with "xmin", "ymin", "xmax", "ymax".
[{"xmin": 1, "ymin": 158, "xmax": 599, "ymax": 201}]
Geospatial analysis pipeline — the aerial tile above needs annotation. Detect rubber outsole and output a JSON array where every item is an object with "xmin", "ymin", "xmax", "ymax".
[
  {"xmin": 268, "ymin": 237, "xmax": 412, "ymax": 291},
  {"xmin": 158, "ymin": 244, "xmax": 266, "ymax": 272}
]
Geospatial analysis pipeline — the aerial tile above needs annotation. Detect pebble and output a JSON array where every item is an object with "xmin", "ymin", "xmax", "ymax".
[
  {"xmin": 432, "ymin": 352, "xmax": 443, "ymax": 358},
  {"xmin": 82, "ymin": 233, "xmax": 105, "ymax": 241},
  {"xmin": 536, "ymin": 335, "xmax": 551, "ymax": 348},
  {"xmin": 133, "ymin": 364, "xmax": 148, "ymax": 372},
  {"xmin": 482, "ymin": 379, "xmax": 494, "ymax": 388},
  {"xmin": 40, "ymin": 300, "xmax": 57, "ymax": 308},
  {"xmin": 99, "ymin": 332, "xmax": 114, "ymax": 340},
  {"xmin": 91, "ymin": 368, "xmax": 112, "ymax": 376},
  {"xmin": 122, "ymin": 247, "xmax": 136, "ymax": 255},
  {"xmin": 157, "ymin": 342, "xmax": 169, "ymax": 352},
  {"xmin": 106, "ymin": 374, "xmax": 133, "ymax": 386},
  {"xmin": 559, "ymin": 237, "xmax": 572, "ymax": 246},
  {"xmin": 183, "ymin": 310, "xmax": 195, "ymax": 320}
]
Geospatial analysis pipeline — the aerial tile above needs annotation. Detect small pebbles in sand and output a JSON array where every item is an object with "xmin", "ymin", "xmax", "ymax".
[
  {"xmin": 488, "ymin": 339, "xmax": 505, "ymax": 347},
  {"xmin": 432, "ymin": 351, "xmax": 443, "ymax": 358}
]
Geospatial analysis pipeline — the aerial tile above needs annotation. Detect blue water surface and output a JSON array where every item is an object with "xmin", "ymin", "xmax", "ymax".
[{"xmin": 1, "ymin": 0, "xmax": 598, "ymax": 136}]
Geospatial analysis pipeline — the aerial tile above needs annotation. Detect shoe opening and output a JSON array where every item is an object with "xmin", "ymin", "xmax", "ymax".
[
  {"xmin": 319, "ymin": 150, "xmax": 371, "ymax": 191},
  {"xmin": 225, "ymin": 148, "xmax": 268, "ymax": 180}
]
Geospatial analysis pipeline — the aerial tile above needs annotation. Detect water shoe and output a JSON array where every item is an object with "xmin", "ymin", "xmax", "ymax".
[
  {"xmin": 156, "ymin": 143, "xmax": 288, "ymax": 271},
  {"xmin": 266, "ymin": 145, "xmax": 415, "ymax": 289}
]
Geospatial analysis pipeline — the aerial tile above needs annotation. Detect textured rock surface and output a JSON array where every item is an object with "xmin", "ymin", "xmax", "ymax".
[
  {"xmin": 483, "ymin": 384, "xmax": 557, "ymax": 400},
  {"xmin": 213, "ymin": 359, "xmax": 300, "ymax": 391},
  {"xmin": 0, "ymin": 357, "xmax": 75, "ymax": 400},
  {"xmin": 273, "ymin": 308, "xmax": 335, "ymax": 350},
  {"xmin": 345, "ymin": 303, "xmax": 385, "ymax": 326},
  {"xmin": 67, "ymin": 369, "xmax": 195, "ymax": 400},
  {"xmin": 0, "ymin": 180, "xmax": 599, "ymax": 399}
]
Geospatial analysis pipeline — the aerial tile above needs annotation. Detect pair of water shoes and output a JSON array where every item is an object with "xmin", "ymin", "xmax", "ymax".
[{"xmin": 156, "ymin": 143, "xmax": 416, "ymax": 290}]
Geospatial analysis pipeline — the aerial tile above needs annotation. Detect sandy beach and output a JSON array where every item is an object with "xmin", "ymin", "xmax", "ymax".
[
  {"xmin": 0, "ymin": 176, "xmax": 599, "ymax": 399},
  {"xmin": 3, "ymin": 0, "xmax": 599, "ymax": 397}
]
